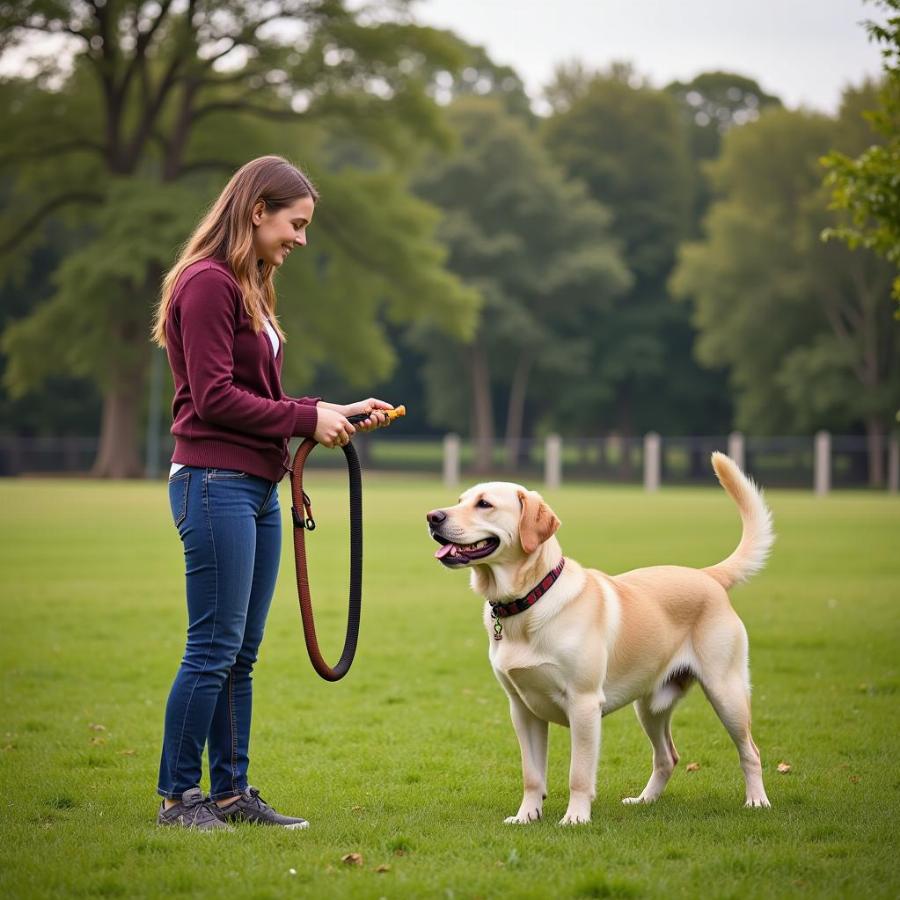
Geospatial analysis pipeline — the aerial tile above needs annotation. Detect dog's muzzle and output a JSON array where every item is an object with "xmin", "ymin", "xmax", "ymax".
[{"xmin": 430, "ymin": 530, "xmax": 500, "ymax": 566}]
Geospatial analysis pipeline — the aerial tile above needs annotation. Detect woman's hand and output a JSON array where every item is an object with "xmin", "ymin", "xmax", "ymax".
[
  {"xmin": 313, "ymin": 406, "xmax": 355, "ymax": 448},
  {"xmin": 341, "ymin": 397, "xmax": 393, "ymax": 430}
]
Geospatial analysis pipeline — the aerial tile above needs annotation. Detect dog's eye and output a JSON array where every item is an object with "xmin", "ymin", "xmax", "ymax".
[{"xmin": 476, "ymin": 499, "xmax": 493, "ymax": 509}]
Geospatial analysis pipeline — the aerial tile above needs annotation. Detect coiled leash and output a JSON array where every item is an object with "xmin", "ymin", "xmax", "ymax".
[{"xmin": 290, "ymin": 406, "xmax": 406, "ymax": 681}]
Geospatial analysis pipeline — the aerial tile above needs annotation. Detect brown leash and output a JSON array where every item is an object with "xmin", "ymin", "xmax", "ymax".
[{"xmin": 290, "ymin": 406, "xmax": 405, "ymax": 682}]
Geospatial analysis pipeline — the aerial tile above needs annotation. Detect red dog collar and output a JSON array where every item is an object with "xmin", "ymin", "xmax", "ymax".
[{"xmin": 489, "ymin": 558, "xmax": 565, "ymax": 640}]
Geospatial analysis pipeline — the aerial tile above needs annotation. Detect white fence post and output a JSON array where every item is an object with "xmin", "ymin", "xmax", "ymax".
[
  {"xmin": 644, "ymin": 432, "xmax": 661, "ymax": 492},
  {"xmin": 889, "ymin": 435, "xmax": 899, "ymax": 494},
  {"xmin": 545, "ymin": 434, "xmax": 562, "ymax": 489},
  {"xmin": 727, "ymin": 431, "xmax": 745, "ymax": 470},
  {"xmin": 814, "ymin": 430, "xmax": 831, "ymax": 496},
  {"xmin": 443, "ymin": 433, "xmax": 460, "ymax": 489}
]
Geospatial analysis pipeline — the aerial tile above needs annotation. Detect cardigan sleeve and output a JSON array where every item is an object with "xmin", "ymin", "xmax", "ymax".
[{"xmin": 177, "ymin": 269, "xmax": 318, "ymax": 438}]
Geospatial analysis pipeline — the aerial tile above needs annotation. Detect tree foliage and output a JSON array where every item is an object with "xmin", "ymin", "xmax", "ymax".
[
  {"xmin": 672, "ymin": 94, "xmax": 899, "ymax": 482},
  {"xmin": 0, "ymin": 0, "xmax": 478, "ymax": 475},
  {"xmin": 821, "ymin": 0, "xmax": 900, "ymax": 301},
  {"xmin": 665, "ymin": 71, "xmax": 782, "ymax": 235},
  {"xmin": 410, "ymin": 97, "xmax": 630, "ymax": 467},
  {"xmin": 541, "ymin": 68, "xmax": 732, "ymax": 436}
]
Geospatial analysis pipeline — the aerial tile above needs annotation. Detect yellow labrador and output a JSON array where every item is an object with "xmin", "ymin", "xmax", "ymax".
[{"xmin": 426, "ymin": 453, "xmax": 773, "ymax": 824}]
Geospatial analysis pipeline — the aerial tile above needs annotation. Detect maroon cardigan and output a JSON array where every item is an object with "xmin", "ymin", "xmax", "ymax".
[{"xmin": 165, "ymin": 258, "xmax": 319, "ymax": 482}]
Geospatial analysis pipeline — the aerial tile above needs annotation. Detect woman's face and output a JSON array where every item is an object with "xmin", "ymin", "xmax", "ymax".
[{"xmin": 251, "ymin": 195, "xmax": 315, "ymax": 267}]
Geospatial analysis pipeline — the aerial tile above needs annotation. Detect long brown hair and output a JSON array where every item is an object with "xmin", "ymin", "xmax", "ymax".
[{"xmin": 152, "ymin": 156, "xmax": 318, "ymax": 348}]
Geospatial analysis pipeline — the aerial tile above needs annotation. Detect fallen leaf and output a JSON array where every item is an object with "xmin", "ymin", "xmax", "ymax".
[
  {"xmin": 350, "ymin": 805, "xmax": 364, "ymax": 812},
  {"xmin": 849, "ymin": 775, "xmax": 860, "ymax": 784},
  {"xmin": 90, "ymin": 737, "xmax": 106, "ymax": 746},
  {"xmin": 88, "ymin": 723, "xmax": 106, "ymax": 732},
  {"xmin": 374, "ymin": 864, "xmax": 391, "ymax": 873},
  {"xmin": 777, "ymin": 762, "xmax": 792, "ymax": 774},
  {"xmin": 118, "ymin": 749, "xmax": 137, "ymax": 756},
  {"xmin": 1, "ymin": 744, "xmax": 14, "ymax": 752},
  {"xmin": 685, "ymin": 762, "xmax": 700, "ymax": 772},
  {"xmin": 341, "ymin": 853, "xmax": 363, "ymax": 866}
]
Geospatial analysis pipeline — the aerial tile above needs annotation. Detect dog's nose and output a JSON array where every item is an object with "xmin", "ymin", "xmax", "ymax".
[{"xmin": 427, "ymin": 509, "xmax": 447, "ymax": 527}]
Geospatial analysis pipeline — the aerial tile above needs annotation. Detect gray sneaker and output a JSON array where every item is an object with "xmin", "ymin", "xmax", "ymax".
[
  {"xmin": 157, "ymin": 787, "xmax": 231, "ymax": 830},
  {"xmin": 215, "ymin": 786, "xmax": 309, "ymax": 829}
]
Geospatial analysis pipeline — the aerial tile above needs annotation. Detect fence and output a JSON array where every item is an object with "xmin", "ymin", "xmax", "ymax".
[{"xmin": 0, "ymin": 431, "xmax": 897, "ymax": 493}]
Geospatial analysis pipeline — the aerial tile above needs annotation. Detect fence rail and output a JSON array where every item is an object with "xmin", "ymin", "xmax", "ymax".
[{"xmin": 0, "ymin": 432, "xmax": 896, "ymax": 493}]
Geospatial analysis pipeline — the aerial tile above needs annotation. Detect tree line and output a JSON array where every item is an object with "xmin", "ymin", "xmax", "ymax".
[{"xmin": 0, "ymin": 1, "xmax": 897, "ymax": 481}]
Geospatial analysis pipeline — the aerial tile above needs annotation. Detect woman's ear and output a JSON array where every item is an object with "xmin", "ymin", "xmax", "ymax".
[
  {"xmin": 251, "ymin": 200, "xmax": 265, "ymax": 226},
  {"xmin": 517, "ymin": 489, "xmax": 561, "ymax": 555}
]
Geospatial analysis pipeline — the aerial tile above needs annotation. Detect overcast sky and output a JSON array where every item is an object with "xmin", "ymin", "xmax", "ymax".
[{"xmin": 411, "ymin": 0, "xmax": 885, "ymax": 113}]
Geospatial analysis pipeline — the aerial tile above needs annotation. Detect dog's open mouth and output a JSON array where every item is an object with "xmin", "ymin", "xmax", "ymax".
[{"xmin": 432, "ymin": 534, "xmax": 500, "ymax": 566}]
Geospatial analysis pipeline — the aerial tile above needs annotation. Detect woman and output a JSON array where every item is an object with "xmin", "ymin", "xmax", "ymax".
[{"xmin": 151, "ymin": 156, "xmax": 391, "ymax": 830}]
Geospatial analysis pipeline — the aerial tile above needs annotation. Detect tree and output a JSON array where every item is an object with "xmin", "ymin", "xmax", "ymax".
[
  {"xmin": 542, "ymin": 67, "xmax": 728, "ymax": 440},
  {"xmin": 429, "ymin": 41, "xmax": 532, "ymax": 120},
  {"xmin": 665, "ymin": 71, "xmax": 781, "ymax": 235},
  {"xmin": 671, "ymin": 95, "xmax": 900, "ymax": 484},
  {"xmin": 411, "ymin": 97, "xmax": 629, "ymax": 471},
  {"xmin": 0, "ymin": 1, "xmax": 478, "ymax": 476},
  {"xmin": 821, "ymin": 0, "xmax": 900, "ymax": 302}
]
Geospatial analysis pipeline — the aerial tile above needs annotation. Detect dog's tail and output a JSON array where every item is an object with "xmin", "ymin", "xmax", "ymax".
[{"xmin": 704, "ymin": 452, "xmax": 774, "ymax": 590}]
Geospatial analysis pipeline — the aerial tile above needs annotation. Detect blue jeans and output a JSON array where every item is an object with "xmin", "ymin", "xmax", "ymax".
[{"xmin": 158, "ymin": 467, "xmax": 281, "ymax": 800}]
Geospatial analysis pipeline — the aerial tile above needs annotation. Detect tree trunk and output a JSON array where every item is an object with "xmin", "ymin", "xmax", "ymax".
[
  {"xmin": 470, "ymin": 342, "xmax": 494, "ymax": 474},
  {"xmin": 92, "ymin": 357, "xmax": 147, "ymax": 478},
  {"xmin": 504, "ymin": 354, "xmax": 533, "ymax": 471},
  {"xmin": 866, "ymin": 417, "xmax": 885, "ymax": 488},
  {"xmin": 616, "ymin": 387, "xmax": 634, "ymax": 479}
]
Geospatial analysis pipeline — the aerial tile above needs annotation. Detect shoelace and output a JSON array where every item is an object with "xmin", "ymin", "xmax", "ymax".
[
  {"xmin": 174, "ymin": 795, "xmax": 221, "ymax": 825},
  {"xmin": 245, "ymin": 788, "xmax": 271, "ymax": 811}
]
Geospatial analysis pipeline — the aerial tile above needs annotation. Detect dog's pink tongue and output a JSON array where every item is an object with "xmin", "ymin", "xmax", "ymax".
[{"xmin": 434, "ymin": 543, "xmax": 455, "ymax": 559}]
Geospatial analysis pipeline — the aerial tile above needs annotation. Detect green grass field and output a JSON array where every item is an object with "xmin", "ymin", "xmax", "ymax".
[{"xmin": 1, "ymin": 474, "xmax": 899, "ymax": 899}]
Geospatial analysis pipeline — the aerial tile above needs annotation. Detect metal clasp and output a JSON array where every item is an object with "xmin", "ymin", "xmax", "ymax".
[
  {"xmin": 491, "ymin": 607, "xmax": 503, "ymax": 641},
  {"xmin": 292, "ymin": 490, "xmax": 316, "ymax": 530}
]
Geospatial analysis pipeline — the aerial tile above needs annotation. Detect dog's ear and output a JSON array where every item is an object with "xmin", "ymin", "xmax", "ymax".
[{"xmin": 517, "ymin": 489, "xmax": 561, "ymax": 555}]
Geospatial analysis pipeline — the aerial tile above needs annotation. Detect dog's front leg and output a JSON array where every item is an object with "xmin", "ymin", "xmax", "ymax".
[
  {"xmin": 505, "ymin": 695, "xmax": 549, "ymax": 824},
  {"xmin": 561, "ymin": 694, "xmax": 602, "ymax": 825}
]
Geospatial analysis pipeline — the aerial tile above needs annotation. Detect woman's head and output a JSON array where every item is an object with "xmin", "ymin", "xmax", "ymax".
[{"xmin": 153, "ymin": 156, "xmax": 319, "ymax": 347}]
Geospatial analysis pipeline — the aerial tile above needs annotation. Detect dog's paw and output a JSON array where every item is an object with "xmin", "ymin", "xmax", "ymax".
[
  {"xmin": 504, "ymin": 808, "xmax": 542, "ymax": 824},
  {"xmin": 744, "ymin": 795, "xmax": 771, "ymax": 808},
  {"xmin": 559, "ymin": 811, "xmax": 591, "ymax": 825},
  {"xmin": 622, "ymin": 792, "xmax": 659, "ymax": 805}
]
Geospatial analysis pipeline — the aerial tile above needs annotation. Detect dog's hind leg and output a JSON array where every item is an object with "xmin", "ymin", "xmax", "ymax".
[
  {"xmin": 504, "ymin": 695, "xmax": 549, "ymax": 824},
  {"xmin": 700, "ymin": 675, "xmax": 770, "ymax": 808},
  {"xmin": 623, "ymin": 697, "xmax": 680, "ymax": 805}
]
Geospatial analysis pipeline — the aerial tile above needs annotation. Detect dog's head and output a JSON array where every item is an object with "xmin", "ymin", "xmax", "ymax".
[{"xmin": 426, "ymin": 482, "xmax": 561, "ymax": 569}]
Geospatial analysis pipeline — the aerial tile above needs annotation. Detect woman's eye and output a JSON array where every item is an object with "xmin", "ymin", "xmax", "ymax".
[{"xmin": 476, "ymin": 499, "xmax": 492, "ymax": 509}]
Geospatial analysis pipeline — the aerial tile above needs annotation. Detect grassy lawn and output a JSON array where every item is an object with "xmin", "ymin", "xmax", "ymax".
[{"xmin": 1, "ymin": 473, "xmax": 898, "ymax": 899}]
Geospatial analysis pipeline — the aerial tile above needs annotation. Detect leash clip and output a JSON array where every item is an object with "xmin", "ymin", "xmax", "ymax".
[
  {"xmin": 292, "ymin": 490, "xmax": 316, "ymax": 531},
  {"xmin": 302, "ymin": 490, "xmax": 316, "ymax": 530}
]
